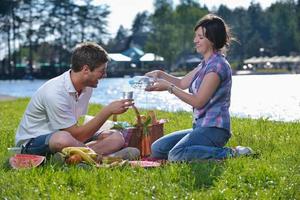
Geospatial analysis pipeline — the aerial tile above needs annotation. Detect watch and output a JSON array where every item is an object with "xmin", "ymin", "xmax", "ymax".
[{"xmin": 168, "ymin": 84, "xmax": 175, "ymax": 94}]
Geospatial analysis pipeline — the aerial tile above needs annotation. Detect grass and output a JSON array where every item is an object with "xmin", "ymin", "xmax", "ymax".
[{"xmin": 0, "ymin": 98, "xmax": 299, "ymax": 199}]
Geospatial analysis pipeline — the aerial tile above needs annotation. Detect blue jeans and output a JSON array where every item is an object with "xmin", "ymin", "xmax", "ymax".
[
  {"xmin": 22, "ymin": 133, "xmax": 54, "ymax": 156},
  {"xmin": 151, "ymin": 127, "xmax": 234, "ymax": 161}
]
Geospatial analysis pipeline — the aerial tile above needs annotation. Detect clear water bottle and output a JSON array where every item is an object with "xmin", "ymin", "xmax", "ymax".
[{"xmin": 128, "ymin": 76, "xmax": 154, "ymax": 90}]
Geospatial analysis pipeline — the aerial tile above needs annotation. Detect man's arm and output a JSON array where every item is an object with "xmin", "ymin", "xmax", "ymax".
[{"xmin": 62, "ymin": 99, "xmax": 134, "ymax": 142}]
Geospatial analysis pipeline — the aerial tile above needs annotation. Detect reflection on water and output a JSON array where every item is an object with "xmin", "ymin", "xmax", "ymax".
[{"xmin": 1, "ymin": 74, "xmax": 300, "ymax": 122}]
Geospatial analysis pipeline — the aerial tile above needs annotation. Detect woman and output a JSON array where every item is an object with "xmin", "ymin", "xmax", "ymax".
[{"xmin": 146, "ymin": 14, "xmax": 251, "ymax": 161}]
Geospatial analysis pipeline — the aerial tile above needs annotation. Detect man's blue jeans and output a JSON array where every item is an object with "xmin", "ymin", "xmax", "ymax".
[{"xmin": 151, "ymin": 127, "xmax": 234, "ymax": 161}]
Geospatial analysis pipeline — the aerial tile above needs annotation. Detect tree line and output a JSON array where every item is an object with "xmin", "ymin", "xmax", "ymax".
[{"xmin": 1, "ymin": 0, "xmax": 299, "ymax": 79}]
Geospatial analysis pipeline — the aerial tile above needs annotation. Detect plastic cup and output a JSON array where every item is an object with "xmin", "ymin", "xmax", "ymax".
[
  {"xmin": 7, "ymin": 147, "xmax": 22, "ymax": 156},
  {"xmin": 122, "ymin": 91, "xmax": 134, "ymax": 99}
]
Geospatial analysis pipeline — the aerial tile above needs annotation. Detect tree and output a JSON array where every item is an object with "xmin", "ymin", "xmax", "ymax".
[
  {"xmin": 107, "ymin": 25, "xmax": 130, "ymax": 52},
  {"xmin": 225, "ymin": 7, "xmax": 249, "ymax": 60},
  {"xmin": 40, "ymin": 0, "xmax": 76, "ymax": 50},
  {"xmin": 131, "ymin": 11, "xmax": 150, "ymax": 35},
  {"xmin": 0, "ymin": 0, "xmax": 21, "ymax": 77},
  {"xmin": 145, "ymin": 0, "xmax": 176, "ymax": 68},
  {"xmin": 217, "ymin": 5, "xmax": 240, "ymax": 61},
  {"xmin": 245, "ymin": 3, "xmax": 268, "ymax": 56},
  {"xmin": 17, "ymin": 0, "xmax": 47, "ymax": 76},
  {"xmin": 267, "ymin": 1, "xmax": 298, "ymax": 55},
  {"xmin": 174, "ymin": 0, "xmax": 208, "ymax": 54},
  {"xmin": 73, "ymin": 0, "xmax": 110, "ymax": 44},
  {"xmin": 296, "ymin": 0, "xmax": 300, "ymax": 51},
  {"xmin": 130, "ymin": 11, "xmax": 151, "ymax": 49},
  {"xmin": 36, "ymin": 0, "xmax": 77, "ymax": 70}
]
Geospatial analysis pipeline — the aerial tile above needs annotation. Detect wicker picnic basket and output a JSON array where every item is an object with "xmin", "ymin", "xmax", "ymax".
[{"xmin": 113, "ymin": 105, "xmax": 166, "ymax": 158}]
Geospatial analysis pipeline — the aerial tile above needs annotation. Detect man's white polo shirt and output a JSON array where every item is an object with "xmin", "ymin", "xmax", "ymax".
[{"xmin": 15, "ymin": 70, "xmax": 92, "ymax": 146}]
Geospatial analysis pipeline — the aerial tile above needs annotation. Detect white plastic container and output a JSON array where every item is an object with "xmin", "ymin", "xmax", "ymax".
[
  {"xmin": 7, "ymin": 147, "xmax": 22, "ymax": 156},
  {"xmin": 128, "ymin": 76, "xmax": 154, "ymax": 90}
]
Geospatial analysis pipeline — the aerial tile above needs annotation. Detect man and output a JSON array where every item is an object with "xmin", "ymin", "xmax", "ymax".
[{"xmin": 16, "ymin": 42, "xmax": 137, "ymax": 158}]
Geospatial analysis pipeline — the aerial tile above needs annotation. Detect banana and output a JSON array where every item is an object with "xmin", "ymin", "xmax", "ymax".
[
  {"xmin": 71, "ymin": 147, "xmax": 98, "ymax": 159},
  {"xmin": 74, "ymin": 147, "xmax": 95, "ymax": 153},
  {"xmin": 62, "ymin": 147, "xmax": 98, "ymax": 166}
]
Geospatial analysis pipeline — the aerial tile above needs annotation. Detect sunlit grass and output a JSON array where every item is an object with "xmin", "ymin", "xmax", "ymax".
[{"xmin": 0, "ymin": 98, "xmax": 299, "ymax": 199}]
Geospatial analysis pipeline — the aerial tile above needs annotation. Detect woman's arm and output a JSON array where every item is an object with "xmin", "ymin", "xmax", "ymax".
[
  {"xmin": 147, "ymin": 72, "xmax": 220, "ymax": 108},
  {"xmin": 145, "ymin": 67, "xmax": 199, "ymax": 90},
  {"xmin": 172, "ymin": 72, "xmax": 220, "ymax": 108}
]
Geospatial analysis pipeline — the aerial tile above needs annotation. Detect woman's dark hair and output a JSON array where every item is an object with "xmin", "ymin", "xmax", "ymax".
[
  {"xmin": 71, "ymin": 42, "xmax": 109, "ymax": 72},
  {"xmin": 194, "ymin": 14, "xmax": 233, "ymax": 51}
]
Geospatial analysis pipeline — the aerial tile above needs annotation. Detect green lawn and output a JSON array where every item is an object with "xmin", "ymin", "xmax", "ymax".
[{"xmin": 0, "ymin": 98, "xmax": 299, "ymax": 199}]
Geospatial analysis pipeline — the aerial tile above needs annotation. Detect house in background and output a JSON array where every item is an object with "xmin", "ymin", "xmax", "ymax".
[
  {"xmin": 108, "ymin": 33, "xmax": 168, "ymax": 76},
  {"xmin": 173, "ymin": 51, "xmax": 202, "ymax": 71},
  {"xmin": 122, "ymin": 47, "xmax": 145, "ymax": 66},
  {"xmin": 140, "ymin": 53, "xmax": 165, "ymax": 72},
  {"xmin": 107, "ymin": 53, "xmax": 131, "ymax": 77},
  {"xmin": 243, "ymin": 55, "xmax": 300, "ymax": 73}
]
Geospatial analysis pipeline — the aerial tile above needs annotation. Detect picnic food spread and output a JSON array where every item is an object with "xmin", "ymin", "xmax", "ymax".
[
  {"xmin": 61, "ymin": 147, "xmax": 161, "ymax": 168},
  {"xmin": 8, "ymin": 146, "xmax": 163, "ymax": 169}
]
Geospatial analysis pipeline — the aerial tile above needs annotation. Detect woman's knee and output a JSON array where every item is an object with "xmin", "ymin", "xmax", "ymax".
[
  {"xmin": 150, "ymin": 139, "xmax": 170, "ymax": 159},
  {"xmin": 168, "ymin": 146, "xmax": 184, "ymax": 161},
  {"xmin": 151, "ymin": 140, "xmax": 161, "ymax": 154}
]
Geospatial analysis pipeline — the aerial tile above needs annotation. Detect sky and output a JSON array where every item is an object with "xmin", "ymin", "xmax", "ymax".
[{"xmin": 94, "ymin": 0, "xmax": 279, "ymax": 37}]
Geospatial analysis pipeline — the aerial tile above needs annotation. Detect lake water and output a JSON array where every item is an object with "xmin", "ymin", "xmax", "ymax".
[{"xmin": 0, "ymin": 74, "xmax": 299, "ymax": 122}]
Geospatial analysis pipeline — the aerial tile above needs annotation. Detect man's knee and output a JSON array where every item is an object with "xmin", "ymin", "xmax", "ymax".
[
  {"xmin": 48, "ymin": 131, "xmax": 78, "ymax": 152},
  {"xmin": 108, "ymin": 130, "xmax": 125, "ymax": 147}
]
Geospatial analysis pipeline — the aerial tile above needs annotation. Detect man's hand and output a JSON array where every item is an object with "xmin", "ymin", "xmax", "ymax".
[{"xmin": 106, "ymin": 99, "xmax": 134, "ymax": 115}]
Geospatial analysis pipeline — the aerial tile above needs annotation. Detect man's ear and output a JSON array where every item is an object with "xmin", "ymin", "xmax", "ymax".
[{"xmin": 82, "ymin": 65, "xmax": 90, "ymax": 74}]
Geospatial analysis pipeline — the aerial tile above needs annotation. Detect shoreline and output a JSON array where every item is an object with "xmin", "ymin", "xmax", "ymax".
[
  {"xmin": 233, "ymin": 70, "xmax": 295, "ymax": 75},
  {"xmin": 0, "ymin": 94, "xmax": 17, "ymax": 101}
]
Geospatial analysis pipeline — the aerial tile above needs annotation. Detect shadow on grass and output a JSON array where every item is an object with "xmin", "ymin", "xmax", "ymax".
[
  {"xmin": 1, "ymin": 158, "xmax": 12, "ymax": 171},
  {"xmin": 185, "ymin": 160, "xmax": 225, "ymax": 190}
]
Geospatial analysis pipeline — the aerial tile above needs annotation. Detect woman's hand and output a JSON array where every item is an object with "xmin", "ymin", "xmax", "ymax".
[
  {"xmin": 145, "ymin": 79, "xmax": 171, "ymax": 91},
  {"xmin": 106, "ymin": 99, "xmax": 134, "ymax": 115},
  {"xmin": 145, "ymin": 70, "xmax": 163, "ymax": 80}
]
